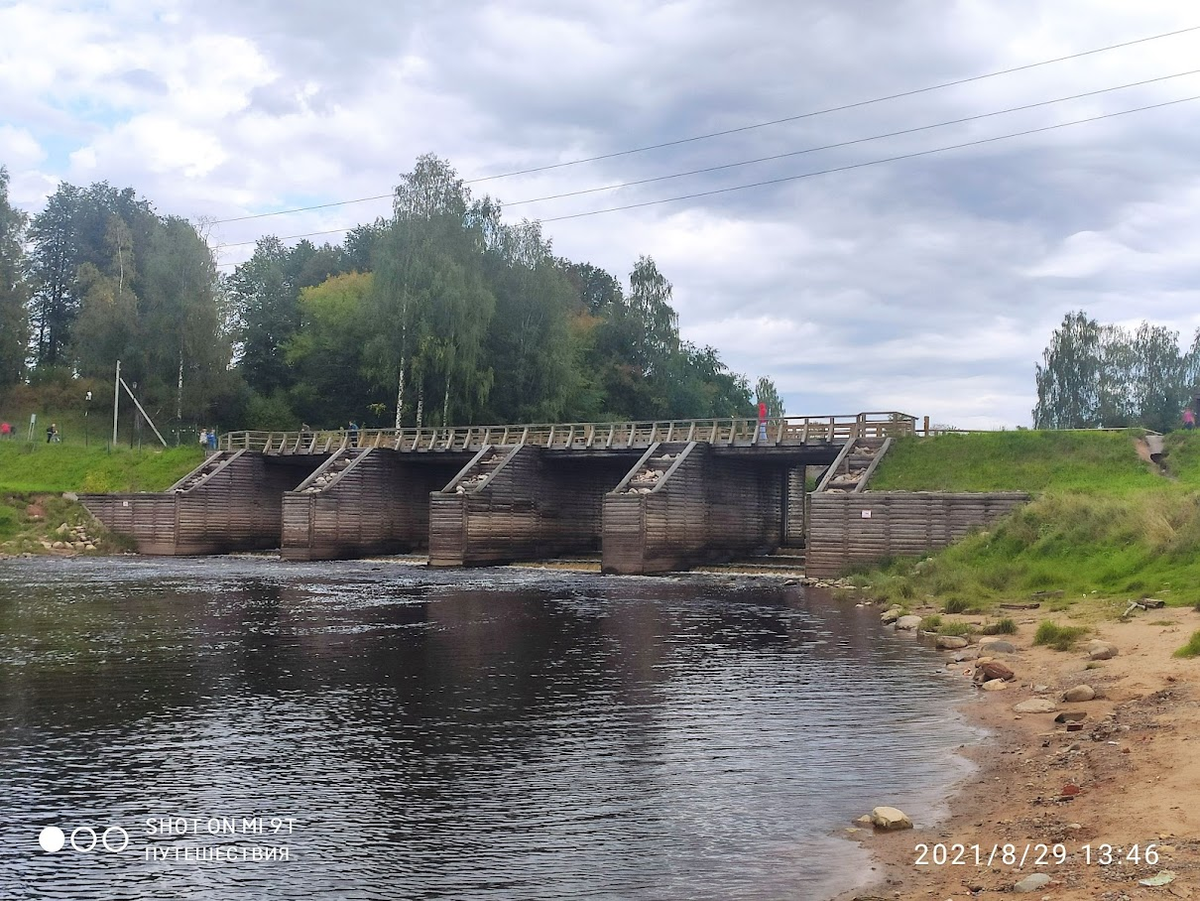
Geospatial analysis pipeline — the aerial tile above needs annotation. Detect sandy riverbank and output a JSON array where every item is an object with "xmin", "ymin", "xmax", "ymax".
[{"xmin": 832, "ymin": 604, "xmax": 1200, "ymax": 901}]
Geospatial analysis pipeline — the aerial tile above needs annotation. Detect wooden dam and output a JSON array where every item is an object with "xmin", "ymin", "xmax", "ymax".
[{"xmin": 80, "ymin": 413, "xmax": 1026, "ymax": 575}]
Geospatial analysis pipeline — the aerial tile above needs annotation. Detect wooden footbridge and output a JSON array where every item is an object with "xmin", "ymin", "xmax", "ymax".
[{"xmin": 81, "ymin": 413, "xmax": 914, "ymax": 574}]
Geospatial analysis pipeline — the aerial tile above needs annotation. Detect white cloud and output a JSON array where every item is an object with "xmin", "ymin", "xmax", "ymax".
[{"xmin": 0, "ymin": 126, "xmax": 45, "ymax": 168}]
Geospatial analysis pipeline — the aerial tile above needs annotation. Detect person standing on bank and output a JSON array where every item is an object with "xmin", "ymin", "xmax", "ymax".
[
  {"xmin": 348, "ymin": 420, "xmax": 360, "ymax": 448},
  {"xmin": 1184, "ymin": 407, "xmax": 1196, "ymax": 430}
]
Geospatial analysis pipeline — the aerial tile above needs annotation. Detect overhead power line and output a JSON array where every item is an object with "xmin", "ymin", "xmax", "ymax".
[
  {"xmin": 209, "ymin": 23, "xmax": 1200, "ymax": 225},
  {"xmin": 211, "ymin": 92, "xmax": 1200, "ymax": 254},
  {"xmin": 469, "ymin": 24, "xmax": 1200, "ymax": 183},
  {"xmin": 498, "ymin": 69, "xmax": 1200, "ymax": 209},
  {"xmin": 537, "ymin": 94, "xmax": 1200, "ymax": 223}
]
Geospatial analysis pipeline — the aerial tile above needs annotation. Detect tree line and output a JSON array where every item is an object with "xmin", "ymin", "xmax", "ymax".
[
  {"xmin": 0, "ymin": 156, "xmax": 784, "ymax": 437},
  {"xmin": 1033, "ymin": 310, "xmax": 1200, "ymax": 432}
]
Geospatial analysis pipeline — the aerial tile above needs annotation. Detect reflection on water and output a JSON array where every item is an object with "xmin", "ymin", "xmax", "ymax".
[{"xmin": 0, "ymin": 557, "xmax": 977, "ymax": 900}]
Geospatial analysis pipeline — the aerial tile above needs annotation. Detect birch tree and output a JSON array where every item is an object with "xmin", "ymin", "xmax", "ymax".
[{"xmin": 0, "ymin": 166, "xmax": 29, "ymax": 385}]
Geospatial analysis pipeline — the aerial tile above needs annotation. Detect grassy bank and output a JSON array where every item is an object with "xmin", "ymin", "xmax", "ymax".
[
  {"xmin": 0, "ymin": 443, "xmax": 204, "ymax": 554},
  {"xmin": 0, "ymin": 442, "xmax": 204, "ymax": 493},
  {"xmin": 854, "ymin": 430, "xmax": 1200, "ymax": 609}
]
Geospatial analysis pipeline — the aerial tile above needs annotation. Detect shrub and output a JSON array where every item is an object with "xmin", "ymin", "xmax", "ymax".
[
  {"xmin": 1033, "ymin": 620, "xmax": 1089, "ymax": 651},
  {"xmin": 919, "ymin": 614, "xmax": 942, "ymax": 632},
  {"xmin": 937, "ymin": 622, "xmax": 973, "ymax": 637},
  {"xmin": 980, "ymin": 618, "xmax": 1018, "ymax": 635},
  {"xmin": 943, "ymin": 597, "xmax": 972, "ymax": 614},
  {"xmin": 1173, "ymin": 630, "xmax": 1200, "ymax": 658},
  {"xmin": 0, "ymin": 506, "xmax": 19, "ymax": 540}
]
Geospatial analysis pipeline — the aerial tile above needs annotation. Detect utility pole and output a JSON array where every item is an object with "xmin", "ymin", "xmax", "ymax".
[{"xmin": 112, "ymin": 360, "xmax": 121, "ymax": 446}]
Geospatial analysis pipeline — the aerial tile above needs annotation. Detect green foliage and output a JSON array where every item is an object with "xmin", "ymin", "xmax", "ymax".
[
  {"xmin": 942, "ymin": 597, "xmax": 972, "ymax": 614},
  {"xmin": 1033, "ymin": 310, "xmax": 1199, "ymax": 431},
  {"xmin": 9, "ymin": 156, "xmax": 762, "ymax": 432},
  {"xmin": 243, "ymin": 391, "xmax": 296, "ymax": 431},
  {"xmin": 980, "ymin": 618, "xmax": 1018, "ymax": 635},
  {"xmin": 20, "ymin": 179, "xmax": 232, "ymax": 434},
  {"xmin": 0, "ymin": 442, "xmax": 204, "ymax": 493},
  {"xmin": 871, "ymin": 430, "xmax": 1156, "ymax": 493},
  {"xmin": 937, "ymin": 621, "xmax": 973, "ymax": 637},
  {"xmin": 0, "ymin": 166, "xmax": 30, "ymax": 387},
  {"xmin": 0, "ymin": 505, "xmax": 19, "ymax": 540},
  {"xmin": 1033, "ymin": 620, "xmax": 1089, "ymax": 651},
  {"xmin": 286, "ymin": 271, "xmax": 376, "ymax": 426},
  {"xmin": 1175, "ymin": 630, "xmax": 1200, "ymax": 658},
  {"xmin": 918, "ymin": 614, "xmax": 942, "ymax": 631}
]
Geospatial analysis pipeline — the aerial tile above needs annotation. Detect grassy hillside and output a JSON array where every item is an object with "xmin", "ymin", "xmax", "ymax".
[
  {"xmin": 856, "ymin": 430, "xmax": 1200, "ymax": 608},
  {"xmin": 868, "ymin": 430, "xmax": 1161, "ymax": 493},
  {"xmin": 0, "ymin": 443, "xmax": 204, "ymax": 493}
]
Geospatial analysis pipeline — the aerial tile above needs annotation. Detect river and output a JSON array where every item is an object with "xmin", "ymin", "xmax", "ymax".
[{"xmin": 0, "ymin": 556, "xmax": 978, "ymax": 900}]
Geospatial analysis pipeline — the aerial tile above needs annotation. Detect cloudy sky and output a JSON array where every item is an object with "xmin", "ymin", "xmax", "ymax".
[{"xmin": 3, "ymin": 0, "xmax": 1200, "ymax": 428}]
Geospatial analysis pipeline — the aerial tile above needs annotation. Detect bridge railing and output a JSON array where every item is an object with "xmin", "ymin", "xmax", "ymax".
[{"xmin": 219, "ymin": 412, "xmax": 915, "ymax": 454}]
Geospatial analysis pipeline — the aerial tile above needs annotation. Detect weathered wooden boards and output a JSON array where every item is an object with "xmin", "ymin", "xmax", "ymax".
[
  {"xmin": 784, "ymin": 465, "xmax": 806, "ymax": 546},
  {"xmin": 81, "ymin": 451, "xmax": 321, "ymax": 554},
  {"xmin": 805, "ymin": 492, "xmax": 1030, "ymax": 578},
  {"xmin": 601, "ymin": 443, "xmax": 793, "ymax": 574},
  {"xmin": 76, "ymin": 493, "xmax": 180, "ymax": 555},
  {"xmin": 429, "ymin": 445, "xmax": 633, "ymax": 566},
  {"xmin": 281, "ymin": 449, "xmax": 465, "ymax": 560}
]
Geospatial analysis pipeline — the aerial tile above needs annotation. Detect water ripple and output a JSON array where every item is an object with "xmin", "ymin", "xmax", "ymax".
[{"xmin": 0, "ymin": 556, "xmax": 978, "ymax": 900}]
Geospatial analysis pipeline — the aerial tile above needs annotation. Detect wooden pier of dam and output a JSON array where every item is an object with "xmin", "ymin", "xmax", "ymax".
[{"xmin": 79, "ymin": 413, "xmax": 1027, "ymax": 576}]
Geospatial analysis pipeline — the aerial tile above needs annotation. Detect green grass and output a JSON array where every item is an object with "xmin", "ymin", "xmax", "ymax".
[
  {"xmin": 852, "ymin": 431, "xmax": 1200, "ymax": 607},
  {"xmin": 0, "ymin": 443, "xmax": 204, "ymax": 493},
  {"xmin": 1173, "ymin": 630, "xmax": 1200, "ymax": 658},
  {"xmin": 1033, "ymin": 620, "xmax": 1090, "ymax": 651},
  {"xmin": 980, "ymin": 618, "xmax": 1018, "ymax": 635},
  {"xmin": 870, "ymin": 430, "xmax": 1158, "ymax": 494},
  {"xmin": 0, "ymin": 505, "xmax": 20, "ymax": 540},
  {"xmin": 937, "ymin": 621, "xmax": 973, "ymax": 637}
]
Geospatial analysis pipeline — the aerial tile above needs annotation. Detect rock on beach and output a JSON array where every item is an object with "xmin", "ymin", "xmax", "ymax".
[
  {"xmin": 1062, "ymin": 684, "xmax": 1096, "ymax": 702},
  {"xmin": 1087, "ymin": 640, "xmax": 1118, "ymax": 660},
  {"xmin": 1013, "ymin": 698, "xmax": 1057, "ymax": 714},
  {"xmin": 974, "ymin": 660, "xmax": 1015, "ymax": 683},
  {"xmin": 935, "ymin": 635, "xmax": 969, "ymax": 650},
  {"xmin": 868, "ymin": 806, "xmax": 913, "ymax": 830},
  {"xmin": 1014, "ymin": 872, "xmax": 1051, "ymax": 892}
]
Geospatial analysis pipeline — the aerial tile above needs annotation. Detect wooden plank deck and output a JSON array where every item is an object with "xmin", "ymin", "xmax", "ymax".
[{"xmin": 221, "ymin": 411, "xmax": 917, "ymax": 456}]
